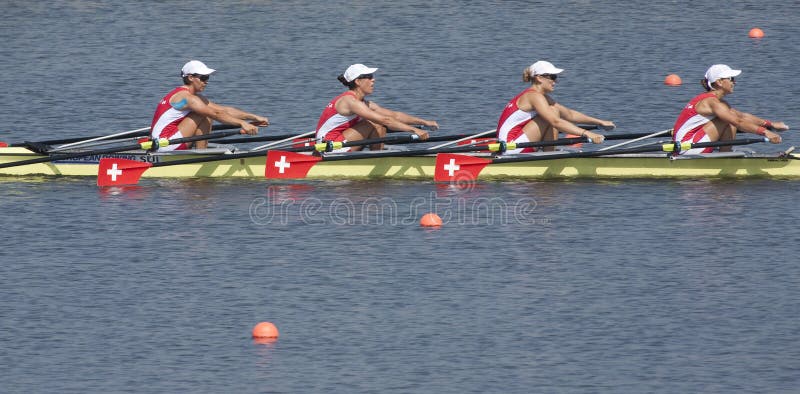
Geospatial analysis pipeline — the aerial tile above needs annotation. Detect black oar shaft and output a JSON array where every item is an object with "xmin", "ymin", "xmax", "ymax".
[
  {"xmin": 491, "ymin": 138, "xmax": 767, "ymax": 164},
  {"xmin": 0, "ymin": 130, "xmax": 242, "ymax": 169},
  {"xmin": 312, "ymin": 132, "xmax": 668, "ymax": 162},
  {"xmin": 281, "ymin": 134, "xmax": 418, "ymax": 153},
  {"xmin": 11, "ymin": 131, "xmax": 149, "ymax": 147},
  {"xmin": 9, "ymin": 123, "xmax": 241, "ymax": 148},
  {"xmin": 216, "ymin": 133, "xmax": 475, "ymax": 145}
]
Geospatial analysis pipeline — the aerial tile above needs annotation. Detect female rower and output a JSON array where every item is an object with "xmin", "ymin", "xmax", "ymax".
[
  {"xmin": 151, "ymin": 60, "xmax": 269, "ymax": 150},
  {"xmin": 315, "ymin": 63, "xmax": 438, "ymax": 151},
  {"xmin": 672, "ymin": 64, "xmax": 788, "ymax": 155},
  {"xmin": 496, "ymin": 60, "xmax": 613, "ymax": 153}
]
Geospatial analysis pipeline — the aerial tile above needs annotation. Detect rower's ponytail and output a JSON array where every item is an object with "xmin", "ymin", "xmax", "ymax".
[
  {"xmin": 522, "ymin": 67, "xmax": 534, "ymax": 83},
  {"xmin": 338, "ymin": 74, "xmax": 356, "ymax": 89}
]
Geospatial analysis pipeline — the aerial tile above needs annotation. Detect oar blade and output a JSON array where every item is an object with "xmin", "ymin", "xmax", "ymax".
[
  {"xmin": 97, "ymin": 158, "xmax": 153, "ymax": 186},
  {"xmin": 265, "ymin": 151, "xmax": 322, "ymax": 179},
  {"xmin": 434, "ymin": 153, "xmax": 492, "ymax": 182}
]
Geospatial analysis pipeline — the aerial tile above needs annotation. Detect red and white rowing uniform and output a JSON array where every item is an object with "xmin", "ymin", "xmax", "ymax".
[
  {"xmin": 151, "ymin": 87, "xmax": 191, "ymax": 151},
  {"xmin": 315, "ymin": 91, "xmax": 364, "ymax": 153},
  {"xmin": 316, "ymin": 91, "xmax": 362, "ymax": 141},
  {"xmin": 673, "ymin": 92, "xmax": 717, "ymax": 155},
  {"xmin": 497, "ymin": 89, "xmax": 537, "ymax": 154}
]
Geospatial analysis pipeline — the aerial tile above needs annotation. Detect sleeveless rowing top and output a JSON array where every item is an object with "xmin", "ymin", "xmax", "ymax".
[
  {"xmin": 497, "ymin": 88, "xmax": 538, "ymax": 143},
  {"xmin": 673, "ymin": 92, "xmax": 717, "ymax": 155},
  {"xmin": 316, "ymin": 91, "xmax": 362, "ymax": 142},
  {"xmin": 151, "ymin": 87, "xmax": 191, "ymax": 151}
]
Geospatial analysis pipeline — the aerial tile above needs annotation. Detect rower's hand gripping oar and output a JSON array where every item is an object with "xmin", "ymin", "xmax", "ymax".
[{"xmin": 434, "ymin": 137, "xmax": 770, "ymax": 182}]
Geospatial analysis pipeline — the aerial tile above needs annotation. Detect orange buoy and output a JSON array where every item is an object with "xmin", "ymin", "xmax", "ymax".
[
  {"xmin": 419, "ymin": 213, "xmax": 443, "ymax": 227},
  {"xmin": 664, "ymin": 74, "xmax": 682, "ymax": 86},
  {"xmin": 252, "ymin": 321, "xmax": 279, "ymax": 339},
  {"xmin": 748, "ymin": 28, "xmax": 764, "ymax": 38}
]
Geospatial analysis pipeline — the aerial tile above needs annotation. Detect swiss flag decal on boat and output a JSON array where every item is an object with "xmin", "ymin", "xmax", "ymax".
[
  {"xmin": 265, "ymin": 151, "xmax": 322, "ymax": 179},
  {"xmin": 97, "ymin": 158, "xmax": 153, "ymax": 186},
  {"xmin": 434, "ymin": 154, "xmax": 491, "ymax": 182}
]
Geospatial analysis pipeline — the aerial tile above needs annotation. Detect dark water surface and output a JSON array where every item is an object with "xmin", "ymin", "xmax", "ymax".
[{"xmin": 2, "ymin": 1, "xmax": 799, "ymax": 393}]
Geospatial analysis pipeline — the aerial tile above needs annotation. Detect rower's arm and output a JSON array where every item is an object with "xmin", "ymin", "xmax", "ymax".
[
  {"xmin": 346, "ymin": 99, "xmax": 429, "ymax": 139},
  {"xmin": 709, "ymin": 101, "xmax": 781, "ymax": 143},
  {"xmin": 529, "ymin": 95, "xmax": 604, "ymax": 143},
  {"xmin": 185, "ymin": 95, "xmax": 260, "ymax": 134},
  {"xmin": 556, "ymin": 104, "xmax": 614, "ymax": 129},
  {"xmin": 371, "ymin": 103, "xmax": 438, "ymax": 130},
  {"xmin": 210, "ymin": 102, "xmax": 269, "ymax": 126},
  {"xmin": 730, "ymin": 108, "xmax": 789, "ymax": 132}
]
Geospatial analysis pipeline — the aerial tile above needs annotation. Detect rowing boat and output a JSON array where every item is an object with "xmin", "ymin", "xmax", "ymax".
[{"xmin": 2, "ymin": 145, "xmax": 800, "ymax": 180}]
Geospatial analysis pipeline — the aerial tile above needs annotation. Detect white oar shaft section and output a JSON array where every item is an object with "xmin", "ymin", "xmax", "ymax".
[
  {"xmin": 53, "ymin": 127, "xmax": 151, "ymax": 151},
  {"xmin": 52, "ymin": 137, "xmax": 143, "ymax": 151},
  {"xmin": 427, "ymin": 129, "xmax": 496, "ymax": 150},
  {"xmin": 251, "ymin": 131, "xmax": 315, "ymax": 151},
  {"xmin": 598, "ymin": 128, "xmax": 672, "ymax": 151}
]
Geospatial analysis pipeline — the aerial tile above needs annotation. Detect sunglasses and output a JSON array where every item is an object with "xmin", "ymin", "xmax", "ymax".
[
  {"xmin": 192, "ymin": 74, "xmax": 210, "ymax": 82},
  {"xmin": 539, "ymin": 74, "xmax": 558, "ymax": 81},
  {"xmin": 357, "ymin": 74, "xmax": 374, "ymax": 80}
]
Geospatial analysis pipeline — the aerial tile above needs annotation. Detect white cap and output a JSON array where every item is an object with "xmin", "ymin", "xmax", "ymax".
[
  {"xmin": 528, "ymin": 60, "xmax": 564, "ymax": 76},
  {"xmin": 343, "ymin": 63, "xmax": 379, "ymax": 82},
  {"xmin": 181, "ymin": 60, "xmax": 216, "ymax": 77},
  {"xmin": 704, "ymin": 64, "xmax": 741, "ymax": 88}
]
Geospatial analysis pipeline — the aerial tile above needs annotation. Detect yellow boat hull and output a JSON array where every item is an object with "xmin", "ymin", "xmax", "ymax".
[{"xmin": 2, "ymin": 147, "xmax": 800, "ymax": 180}]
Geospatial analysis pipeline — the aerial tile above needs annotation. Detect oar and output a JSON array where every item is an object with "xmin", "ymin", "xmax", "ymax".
[
  {"xmin": 216, "ymin": 133, "xmax": 475, "ymax": 146},
  {"xmin": 428, "ymin": 128, "xmax": 496, "ymax": 149},
  {"xmin": 50, "ymin": 123, "xmax": 246, "ymax": 152},
  {"xmin": 95, "ymin": 132, "xmax": 418, "ymax": 186},
  {"xmin": 0, "ymin": 123, "xmax": 245, "ymax": 152},
  {"xmin": 262, "ymin": 132, "xmax": 657, "ymax": 179},
  {"xmin": 598, "ymin": 128, "xmax": 672, "ymax": 151},
  {"xmin": 434, "ymin": 137, "xmax": 769, "ymax": 182},
  {"xmin": 0, "ymin": 127, "xmax": 151, "ymax": 151},
  {"xmin": 0, "ymin": 130, "xmax": 244, "ymax": 170},
  {"xmin": 250, "ymin": 131, "xmax": 315, "ymax": 151},
  {"xmin": 209, "ymin": 125, "xmax": 438, "ymax": 146},
  {"xmin": 51, "ymin": 127, "xmax": 152, "ymax": 150},
  {"xmin": 426, "ymin": 125, "xmax": 601, "ymax": 150}
]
